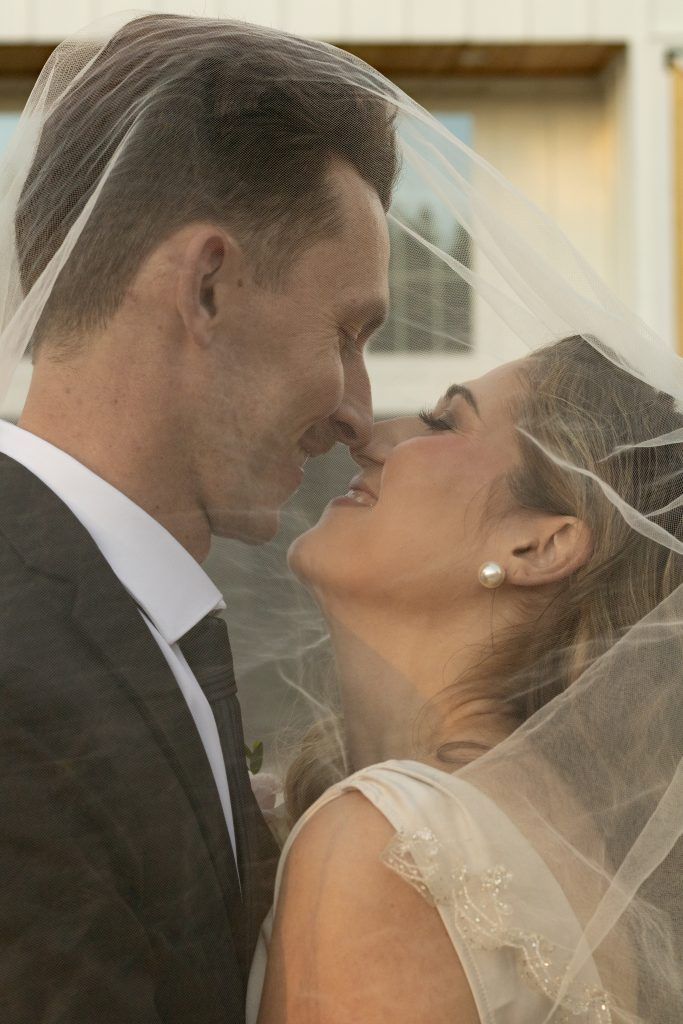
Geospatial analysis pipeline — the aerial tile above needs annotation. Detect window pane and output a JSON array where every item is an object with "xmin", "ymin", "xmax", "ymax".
[
  {"xmin": 0, "ymin": 113, "xmax": 20, "ymax": 154},
  {"xmin": 370, "ymin": 112, "xmax": 474, "ymax": 355}
]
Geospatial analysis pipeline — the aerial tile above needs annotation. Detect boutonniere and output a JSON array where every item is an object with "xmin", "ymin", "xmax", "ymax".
[
  {"xmin": 244, "ymin": 740, "xmax": 264, "ymax": 775},
  {"xmin": 245, "ymin": 741, "xmax": 288, "ymax": 844}
]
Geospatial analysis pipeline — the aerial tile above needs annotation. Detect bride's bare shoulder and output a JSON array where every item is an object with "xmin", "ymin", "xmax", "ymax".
[
  {"xmin": 288, "ymin": 789, "xmax": 394, "ymax": 868},
  {"xmin": 257, "ymin": 790, "xmax": 480, "ymax": 1024}
]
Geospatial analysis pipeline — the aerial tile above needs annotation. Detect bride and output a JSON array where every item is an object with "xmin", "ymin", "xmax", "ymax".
[{"xmin": 248, "ymin": 334, "xmax": 683, "ymax": 1023}]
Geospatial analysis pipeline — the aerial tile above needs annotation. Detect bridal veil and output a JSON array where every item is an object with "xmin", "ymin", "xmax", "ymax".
[{"xmin": 1, "ymin": 13, "xmax": 681, "ymax": 1022}]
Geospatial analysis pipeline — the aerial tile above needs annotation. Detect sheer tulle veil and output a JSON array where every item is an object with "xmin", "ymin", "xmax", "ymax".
[{"xmin": 1, "ymin": 12, "xmax": 682, "ymax": 1022}]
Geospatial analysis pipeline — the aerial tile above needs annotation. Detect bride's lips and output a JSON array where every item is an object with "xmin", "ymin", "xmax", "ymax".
[
  {"xmin": 347, "ymin": 475, "xmax": 378, "ymax": 501},
  {"xmin": 329, "ymin": 474, "xmax": 378, "ymax": 509}
]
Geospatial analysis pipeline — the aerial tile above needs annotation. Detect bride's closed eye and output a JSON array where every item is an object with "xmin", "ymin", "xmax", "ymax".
[{"xmin": 418, "ymin": 408, "xmax": 459, "ymax": 432}]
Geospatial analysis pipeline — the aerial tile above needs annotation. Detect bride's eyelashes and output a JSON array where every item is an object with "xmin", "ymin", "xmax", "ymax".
[{"xmin": 418, "ymin": 408, "xmax": 459, "ymax": 432}]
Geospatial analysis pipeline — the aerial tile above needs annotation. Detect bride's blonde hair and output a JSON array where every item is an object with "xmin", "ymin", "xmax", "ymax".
[{"xmin": 285, "ymin": 336, "xmax": 683, "ymax": 822}]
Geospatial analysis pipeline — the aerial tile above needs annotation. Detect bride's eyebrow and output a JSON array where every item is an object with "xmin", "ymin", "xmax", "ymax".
[{"xmin": 443, "ymin": 383, "xmax": 481, "ymax": 418}]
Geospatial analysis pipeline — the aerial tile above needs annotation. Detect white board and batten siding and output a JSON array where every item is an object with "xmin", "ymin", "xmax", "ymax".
[{"xmin": 4, "ymin": 1, "xmax": 683, "ymax": 44}]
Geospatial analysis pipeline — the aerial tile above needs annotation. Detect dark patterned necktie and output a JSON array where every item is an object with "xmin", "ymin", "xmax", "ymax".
[{"xmin": 178, "ymin": 611, "xmax": 279, "ymax": 972}]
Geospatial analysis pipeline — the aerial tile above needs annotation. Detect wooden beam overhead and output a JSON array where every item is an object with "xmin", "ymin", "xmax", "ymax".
[
  {"xmin": 0, "ymin": 41, "xmax": 625, "ymax": 82},
  {"xmin": 0, "ymin": 45, "xmax": 56, "ymax": 79},
  {"xmin": 339, "ymin": 43, "xmax": 624, "ymax": 78}
]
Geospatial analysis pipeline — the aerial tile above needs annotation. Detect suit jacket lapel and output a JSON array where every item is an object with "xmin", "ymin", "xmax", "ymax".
[
  {"xmin": 70, "ymin": 571, "xmax": 244, "ymax": 915},
  {"xmin": 0, "ymin": 452, "xmax": 243, "ymax": 918}
]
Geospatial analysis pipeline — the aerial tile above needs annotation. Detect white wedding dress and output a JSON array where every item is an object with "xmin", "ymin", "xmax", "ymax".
[{"xmin": 247, "ymin": 759, "xmax": 613, "ymax": 1024}]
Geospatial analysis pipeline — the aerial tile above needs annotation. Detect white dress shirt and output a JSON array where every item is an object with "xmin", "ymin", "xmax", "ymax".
[{"xmin": 0, "ymin": 420, "xmax": 238, "ymax": 868}]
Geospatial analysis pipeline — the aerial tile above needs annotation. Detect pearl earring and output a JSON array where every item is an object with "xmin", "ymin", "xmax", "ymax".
[{"xmin": 478, "ymin": 561, "xmax": 506, "ymax": 589}]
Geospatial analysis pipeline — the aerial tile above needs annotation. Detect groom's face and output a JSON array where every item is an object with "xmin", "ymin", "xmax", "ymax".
[{"xmin": 196, "ymin": 161, "xmax": 390, "ymax": 543}]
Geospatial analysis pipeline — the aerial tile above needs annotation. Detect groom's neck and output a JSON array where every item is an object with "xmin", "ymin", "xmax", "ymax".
[{"xmin": 19, "ymin": 340, "xmax": 212, "ymax": 563}]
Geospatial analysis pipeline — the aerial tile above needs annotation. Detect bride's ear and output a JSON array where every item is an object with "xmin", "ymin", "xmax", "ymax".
[{"xmin": 505, "ymin": 513, "xmax": 593, "ymax": 587}]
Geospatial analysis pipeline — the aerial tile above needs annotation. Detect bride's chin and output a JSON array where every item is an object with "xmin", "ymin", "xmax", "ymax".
[
  {"xmin": 287, "ymin": 526, "xmax": 322, "ymax": 585},
  {"xmin": 287, "ymin": 521, "xmax": 342, "ymax": 598}
]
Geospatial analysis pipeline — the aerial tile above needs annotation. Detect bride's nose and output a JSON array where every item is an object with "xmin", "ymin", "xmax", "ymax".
[{"xmin": 350, "ymin": 414, "xmax": 423, "ymax": 468}]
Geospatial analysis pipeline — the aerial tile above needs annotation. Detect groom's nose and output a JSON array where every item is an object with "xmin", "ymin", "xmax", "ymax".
[
  {"xmin": 351, "ymin": 414, "xmax": 425, "ymax": 466},
  {"xmin": 329, "ymin": 354, "xmax": 373, "ymax": 449}
]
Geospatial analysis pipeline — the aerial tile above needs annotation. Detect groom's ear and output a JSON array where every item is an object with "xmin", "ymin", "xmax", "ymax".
[
  {"xmin": 175, "ymin": 225, "xmax": 242, "ymax": 346},
  {"xmin": 505, "ymin": 513, "xmax": 593, "ymax": 587}
]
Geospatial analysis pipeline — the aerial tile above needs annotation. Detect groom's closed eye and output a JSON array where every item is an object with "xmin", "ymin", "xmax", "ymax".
[{"xmin": 341, "ymin": 298, "xmax": 388, "ymax": 345}]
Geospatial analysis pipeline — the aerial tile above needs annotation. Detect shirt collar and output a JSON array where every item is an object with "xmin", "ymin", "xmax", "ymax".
[{"xmin": 0, "ymin": 421, "xmax": 225, "ymax": 645}]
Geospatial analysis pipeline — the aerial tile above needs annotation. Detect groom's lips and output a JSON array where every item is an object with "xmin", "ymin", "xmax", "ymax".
[{"xmin": 297, "ymin": 436, "xmax": 335, "ymax": 459}]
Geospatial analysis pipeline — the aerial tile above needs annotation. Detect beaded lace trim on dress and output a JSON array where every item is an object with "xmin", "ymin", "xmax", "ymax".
[{"xmin": 381, "ymin": 827, "xmax": 621, "ymax": 1024}]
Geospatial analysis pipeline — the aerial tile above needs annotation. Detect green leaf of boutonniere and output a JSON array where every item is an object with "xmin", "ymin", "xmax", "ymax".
[{"xmin": 244, "ymin": 740, "xmax": 264, "ymax": 775}]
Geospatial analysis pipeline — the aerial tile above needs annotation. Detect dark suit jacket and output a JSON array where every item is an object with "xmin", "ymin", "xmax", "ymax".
[{"xmin": 0, "ymin": 452, "xmax": 279, "ymax": 1023}]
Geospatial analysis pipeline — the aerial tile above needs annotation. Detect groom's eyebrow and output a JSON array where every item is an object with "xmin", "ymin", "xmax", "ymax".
[{"xmin": 445, "ymin": 383, "xmax": 481, "ymax": 418}]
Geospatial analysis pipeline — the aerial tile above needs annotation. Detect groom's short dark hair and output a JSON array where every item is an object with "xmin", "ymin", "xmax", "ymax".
[{"xmin": 16, "ymin": 14, "xmax": 399, "ymax": 357}]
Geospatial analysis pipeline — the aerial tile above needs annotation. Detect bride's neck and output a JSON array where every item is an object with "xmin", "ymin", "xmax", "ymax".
[{"xmin": 325, "ymin": 599, "xmax": 514, "ymax": 772}]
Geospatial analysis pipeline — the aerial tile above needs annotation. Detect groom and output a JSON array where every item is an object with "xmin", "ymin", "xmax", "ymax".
[{"xmin": 0, "ymin": 15, "xmax": 395, "ymax": 1024}]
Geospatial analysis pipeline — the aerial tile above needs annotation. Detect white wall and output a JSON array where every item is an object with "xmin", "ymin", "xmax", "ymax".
[{"xmin": 413, "ymin": 78, "xmax": 620, "ymax": 289}]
